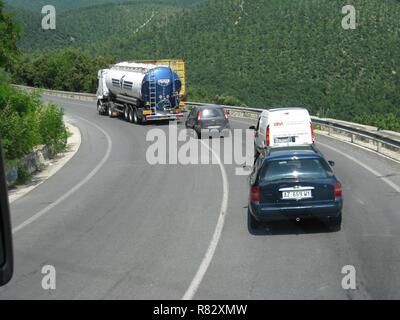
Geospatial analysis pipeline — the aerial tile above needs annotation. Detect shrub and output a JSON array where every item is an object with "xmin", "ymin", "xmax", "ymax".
[
  {"xmin": 0, "ymin": 79, "xmax": 68, "ymax": 161},
  {"xmin": 186, "ymin": 86, "xmax": 212, "ymax": 103},
  {"xmin": 215, "ymin": 95, "xmax": 244, "ymax": 107},
  {"xmin": 354, "ymin": 113, "xmax": 400, "ymax": 132},
  {"xmin": 37, "ymin": 103, "xmax": 68, "ymax": 154}
]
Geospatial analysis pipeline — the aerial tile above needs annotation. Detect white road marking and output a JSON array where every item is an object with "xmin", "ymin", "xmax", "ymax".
[
  {"xmin": 182, "ymin": 139, "xmax": 229, "ymax": 300},
  {"xmin": 318, "ymin": 142, "xmax": 400, "ymax": 193},
  {"xmin": 316, "ymin": 130, "xmax": 400, "ymax": 165},
  {"xmin": 12, "ymin": 116, "xmax": 113, "ymax": 234}
]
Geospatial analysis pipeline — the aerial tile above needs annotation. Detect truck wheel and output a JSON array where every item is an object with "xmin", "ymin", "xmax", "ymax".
[
  {"xmin": 128, "ymin": 108, "xmax": 134, "ymax": 123},
  {"xmin": 124, "ymin": 107, "xmax": 129, "ymax": 121},
  {"xmin": 133, "ymin": 109, "xmax": 140, "ymax": 124},
  {"xmin": 108, "ymin": 105, "xmax": 114, "ymax": 118},
  {"xmin": 97, "ymin": 102, "xmax": 104, "ymax": 115}
]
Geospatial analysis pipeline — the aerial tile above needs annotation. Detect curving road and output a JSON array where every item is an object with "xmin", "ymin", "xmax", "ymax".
[{"xmin": 0, "ymin": 96, "xmax": 400, "ymax": 299}]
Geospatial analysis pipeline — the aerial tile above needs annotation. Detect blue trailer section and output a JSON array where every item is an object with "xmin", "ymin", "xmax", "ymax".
[{"xmin": 141, "ymin": 67, "xmax": 182, "ymax": 110}]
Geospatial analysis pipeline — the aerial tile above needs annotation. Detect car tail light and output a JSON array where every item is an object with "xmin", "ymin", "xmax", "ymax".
[
  {"xmin": 311, "ymin": 122, "xmax": 315, "ymax": 143},
  {"xmin": 250, "ymin": 186, "xmax": 260, "ymax": 202},
  {"xmin": 266, "ymin": 125, "xmax": 270, "ymax": 146},
  {"xmin": 334, "ymin": 181, "xmax": 342, "ymax": 198},
  {"xmin": 197, "ymin": 111, "xmax": 202, "ymax": 124}
]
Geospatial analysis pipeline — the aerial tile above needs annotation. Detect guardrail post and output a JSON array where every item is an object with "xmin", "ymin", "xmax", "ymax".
[
  {"xmin": 377, "ymin": 141, "xmax": 382, "ymax": 153},
  {"xmin": 351, "ymin": 133, "xmax": 355, "ymax": 143}
]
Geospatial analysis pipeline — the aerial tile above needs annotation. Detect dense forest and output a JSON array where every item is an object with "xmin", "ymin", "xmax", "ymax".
[
  {"xmin": 5, "ymin": 0, "xmax": 400, "ymax": 131},
  {"xmin": 6, "ymin": 2, "xmax": 185, "ymax": 48},
  {"xmin": 12, "ymin": 49, "xmax": 115, "ymax": 93},
  {"xmin": 4, "ymin": 0, "xmax": 203, "ymax": 13}
]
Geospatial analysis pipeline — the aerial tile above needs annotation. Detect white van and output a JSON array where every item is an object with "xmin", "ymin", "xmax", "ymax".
[{"xmin": 252, "ymin": 108, "xmax": 314, "ymax": 155}]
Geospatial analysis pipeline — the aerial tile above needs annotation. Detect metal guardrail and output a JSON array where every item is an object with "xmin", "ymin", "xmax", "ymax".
[
  {"xmin": 185, "ymin": 102, "xmax": 400, "ymax": 161},
  {"xmin": 13, "ymin": 85, "xmax": 97, "ymax": 102},
  {"xmin": 13, "ymin": 85, "xmax": 400, "ymax": 161}
]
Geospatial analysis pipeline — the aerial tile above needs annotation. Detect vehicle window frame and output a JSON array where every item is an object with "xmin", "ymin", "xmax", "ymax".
[
  {"xmin": 255, "ymin": 117, "xmax": 261, "ymax": 131},
  {"xmin": 250, "ymin": 156, "xmax": 264, "ymax": 185},
  {"xmin": 190, "ymin": 107, "xmax": 196, "ymax": 118},
  {"xmin": 0, "ymin": 137, "xmax": 13, "ymax": 286}
]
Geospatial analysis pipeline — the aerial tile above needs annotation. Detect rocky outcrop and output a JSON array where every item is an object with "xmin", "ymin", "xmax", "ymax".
[{"xmin": 5, "ymin": 145, "xmax": 54, "ymax": 186}]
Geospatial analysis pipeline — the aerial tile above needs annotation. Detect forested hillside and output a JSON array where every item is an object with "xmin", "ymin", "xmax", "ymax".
[
  {"xmin": 9, "ymin": 2, "xmax": 183, "ymax": 49},
  {"xmin": 92, "ymin": 0, "xmax": 400, "ymax": 122},
  {"xmin": 4, "ymin": 0, "xmax": 203, "ymax": 13},
  {"xmin": 6, "ymin": 0, "xmax": 400, "ymax": 130}
]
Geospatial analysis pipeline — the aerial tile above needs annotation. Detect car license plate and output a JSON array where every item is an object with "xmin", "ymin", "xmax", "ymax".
[
  {"xmin": 275, "ymin": 137, "xmax": 295, "ymax": 143},
  {"xmin": 282, "ymin": 190, "xmax": 312, "ymax": 200},
  {"xmin": 207, "ymin": 126, "xmax": 220, "ymax": 129}
]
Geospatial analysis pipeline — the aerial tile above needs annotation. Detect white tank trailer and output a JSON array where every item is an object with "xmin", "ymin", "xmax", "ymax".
[{"xmin": 96, "ymin": 62, "xmax": 184, "ymax": 123}]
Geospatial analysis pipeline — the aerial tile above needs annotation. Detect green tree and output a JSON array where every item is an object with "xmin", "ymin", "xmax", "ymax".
[{"xmin": 0, "ymin": 0, "xmax": 20, "ymax": 68}]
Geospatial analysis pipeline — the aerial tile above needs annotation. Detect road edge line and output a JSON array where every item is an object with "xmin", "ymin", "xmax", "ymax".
[
  {"xmin": 182, "ymin": 139, "xmax": 229, "ymax": 300},
  {"xmin": 12, "ymin": 116, "xmax": 113, "ymax": 234},
  {"xmin": 318, "ymin": 142, "xmax": 400, "ymax": 193}
]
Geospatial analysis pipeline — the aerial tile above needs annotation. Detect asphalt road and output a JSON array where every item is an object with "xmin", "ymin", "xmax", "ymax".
[{"xmin": 1, "ymin": 96, "xmax": 399, "ymax": 299}]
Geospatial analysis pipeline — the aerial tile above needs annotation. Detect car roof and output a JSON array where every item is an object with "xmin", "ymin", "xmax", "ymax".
[
  {"xmin": 262, "ymin": 146, "xmax": 323, "ymax": 161},
  {"xmin": 261, "ymin": 107, "xmax": 307, "ymax": 113},
  {"xmin": 195, "ymin": 104, "xmax": 223, "ymax": 109}
]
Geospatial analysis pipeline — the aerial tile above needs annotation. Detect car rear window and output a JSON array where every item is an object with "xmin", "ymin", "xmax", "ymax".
[
  {"xmin": 260, "ymin": 158, "xmax": 333, "ymax": 182},
  {"xmin": 201, "ymin": 108, "xmax": 224, "ymax": 118}
]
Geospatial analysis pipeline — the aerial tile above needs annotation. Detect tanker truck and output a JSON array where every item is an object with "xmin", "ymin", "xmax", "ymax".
[{"xmin": 96, "ymin": 60, "xmax": 185, "ymax": 123}]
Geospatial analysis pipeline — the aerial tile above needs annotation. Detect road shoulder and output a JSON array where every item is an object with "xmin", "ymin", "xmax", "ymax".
[{"xmin": 8, "ymin": 119, "xmax": 81, "ymax": 204}]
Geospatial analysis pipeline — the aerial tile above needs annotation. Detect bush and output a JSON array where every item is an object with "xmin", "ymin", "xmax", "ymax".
[
  {"xmin": 0, "ymin": 104, "xmax": 35, "ymax": 160},
  {"xmin": 353, "ymin": 113, "xmax": 400, "ymax": 132},
  {"xmin": 11, "ymin": 48, "xmax": 115, "ymax": 93},
  {"xmin": 16, "ymin": 160, "xmax": 30, "ymax": 184},
  {"xmin": 0, "ymin": 79, "xmax": 68, "ymax": 161},
  {"xmin": 38, "ymin": 103, "xmax": 68, "ymax": 154},
  {"xmin": 215, "ymin": 95, "xmax": 244, "ymax": 107},
  {"xmin": 186, "ymin": 86, "xmax": 212, "ymax": 103}
]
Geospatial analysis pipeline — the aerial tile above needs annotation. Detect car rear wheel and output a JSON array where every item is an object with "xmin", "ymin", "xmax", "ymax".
[
  {"xmin": 248, "ymin": 210, "xmax": 260, "ymax": 231},
  {"xmin": 328, "ymin": 212, "xmax": 342, "ymax": 230}
]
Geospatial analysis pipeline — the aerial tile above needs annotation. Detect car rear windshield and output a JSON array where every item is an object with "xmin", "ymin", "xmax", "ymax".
[
  {"xmin": 260, "ymin": 158, "xmax": 333, "ymax": 182},
  {"xmin": 201, "ymin": 108, "xmax": 224, "ymax": 118}
]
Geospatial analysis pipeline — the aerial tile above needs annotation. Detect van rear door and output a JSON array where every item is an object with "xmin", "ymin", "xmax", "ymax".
[{"xmin": 269, "ymin": 109, "xmax": 313, "ymax": 147}]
